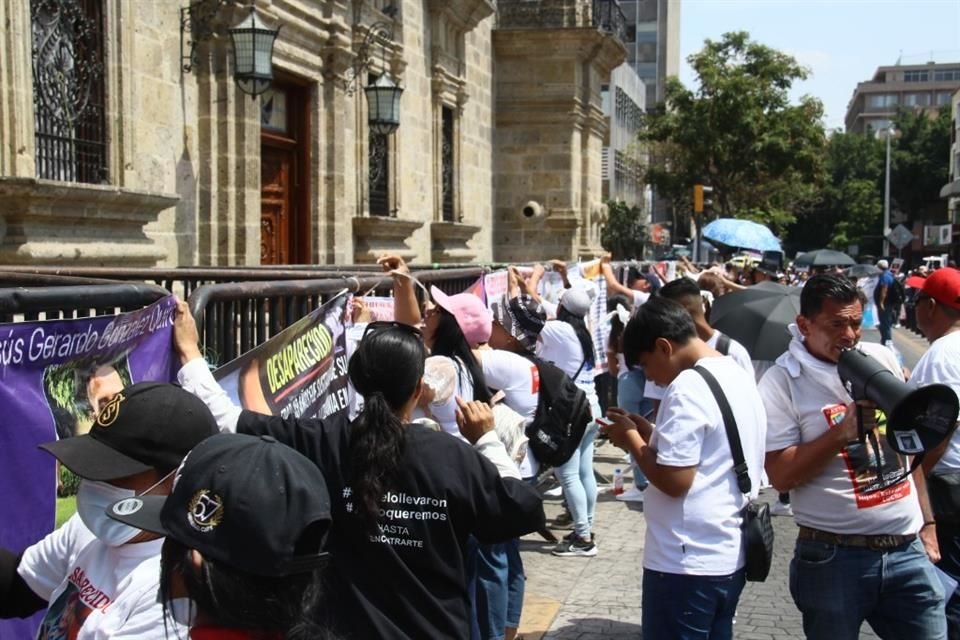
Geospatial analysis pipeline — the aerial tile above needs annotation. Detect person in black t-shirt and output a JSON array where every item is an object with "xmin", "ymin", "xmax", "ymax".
[{"xmin": 174, "ymin": 309, "xmax": 545, "ymax": 640}]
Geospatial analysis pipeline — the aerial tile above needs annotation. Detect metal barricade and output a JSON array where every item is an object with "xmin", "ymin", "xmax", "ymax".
[
  {"xmin": 185, "ymin": 267, "xmax": 487, "ymax": 365},
  {"xmin": 0, "ymin": 283, "xmax": 171, "ymax": 323}
]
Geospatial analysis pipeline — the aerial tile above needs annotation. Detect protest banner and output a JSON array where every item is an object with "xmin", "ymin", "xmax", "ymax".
[
  {"xmin": 0, "ymin": 296, "xmax": 179, "ymax": 640},
  {"xmin": 213, "ymin": 293, "xmax": 351, "ymax": 421},
  {"xmin": 359, "ymin": 296, "xmax": 396, "ymax": 322}
]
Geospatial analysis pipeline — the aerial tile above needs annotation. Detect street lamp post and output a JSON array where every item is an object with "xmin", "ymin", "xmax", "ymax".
[{"xmin": 880, "ymin": 124, "xmax": 899, "ymax": 258}]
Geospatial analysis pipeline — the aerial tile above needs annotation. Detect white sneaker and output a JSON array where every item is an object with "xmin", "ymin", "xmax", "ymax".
[
  {"xmin": 770, "ymin": 501, "xmax": 793, "ymax": 516},
  {"xmin": 616, "ymin": 486, "xmax": 645, "ymax": 502},
  {"xmin": 544, "ymin": 486, "xmax": 563, "ymax": 498}
]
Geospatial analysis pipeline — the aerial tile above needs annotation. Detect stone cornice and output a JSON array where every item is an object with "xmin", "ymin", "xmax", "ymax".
[
  {"xmin": 427, "ymin": 0, "xmax": 495, "ymax": 33},
  {"xmin": 0, "ymin": 178, "xmax": 175, "ymax": 265},
  {"xmin": 0, "ymin": 178, "xmax": 179, "ymax": 215},
  {"xmin": 352, "ymin": 216, "xmax": 424, "ymax": 263}
]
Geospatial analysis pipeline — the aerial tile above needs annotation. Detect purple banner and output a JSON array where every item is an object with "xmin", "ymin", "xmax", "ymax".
[
  {"xmin": 0, "ymin": 296, "xmax": 178, "ymax": 640},
  {"xmin": 214, "ymin": 294, "xmax": 351, "ymax": 421}
]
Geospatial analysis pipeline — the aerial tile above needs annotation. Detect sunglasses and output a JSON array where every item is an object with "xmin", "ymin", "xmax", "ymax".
[{"xmin": 362, "ymin": 321, "xmax": 423, "ymax": 340}]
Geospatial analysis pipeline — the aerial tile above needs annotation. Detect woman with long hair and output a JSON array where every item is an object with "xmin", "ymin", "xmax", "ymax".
[{"xmin": 173, "ymin": 306, "xmax": 544, "ymax": 640}]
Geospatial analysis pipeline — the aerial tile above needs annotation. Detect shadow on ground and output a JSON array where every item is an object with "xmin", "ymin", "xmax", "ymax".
[{"xmin": 544, "ymin": 617, "xmax": 644, "ymax": 639}]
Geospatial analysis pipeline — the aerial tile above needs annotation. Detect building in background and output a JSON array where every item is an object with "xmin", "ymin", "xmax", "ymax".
[
  {"xmin": 844, "ymin": 61, "xmax": 960, "ymax": 134},
  {"xmin": 617, "ymin": 0, "xmax": 680, "ymax": 225},
  {"xmin": 940, "ymin": 89, "xmax": 960, "ymax": 224},
  {"xmin": 601, "ymin": 66, "xmax": 645, "ymax": 209},
  {"xmin": 491, "ymin": 0, "xmax": 626, "ymax": 262},
  {"xmin": 618, "ymin": 0, "xmax": 680, "ymax": 110},
  {"xmin": 0, "ymin": 0, "xmax": 625, "ymax": 267}
]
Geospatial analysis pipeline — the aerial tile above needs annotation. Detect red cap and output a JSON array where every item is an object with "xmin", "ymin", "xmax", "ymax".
[{"xmin": 916, "ymin": 268, "xmax": 960, "ymax": 310}]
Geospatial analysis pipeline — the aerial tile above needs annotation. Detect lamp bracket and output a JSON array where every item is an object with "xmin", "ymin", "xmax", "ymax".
[
  {"xmin": 180, "ymin": 0, "xmax": 231, "ymax": 73},
  {"xmin": 342, "ymin": 20, "xmax": 397, "ymax": 95}
]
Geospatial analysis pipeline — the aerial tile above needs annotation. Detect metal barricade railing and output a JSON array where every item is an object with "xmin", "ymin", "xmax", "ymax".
[
  {"xmin": 0, "ymin": 283, "xmax": 172, "ymax": 323},
  {"xmin": 185, "ymin": 268, "xmax": 487, "ymax": 365}
]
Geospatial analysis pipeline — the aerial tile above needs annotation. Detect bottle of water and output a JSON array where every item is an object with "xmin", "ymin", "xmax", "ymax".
[{"xmin": 612, "ymin": 468, "xmax": 624, "ymax": 496}]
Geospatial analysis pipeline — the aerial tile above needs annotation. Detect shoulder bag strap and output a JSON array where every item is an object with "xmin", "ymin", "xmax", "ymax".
[
  {"xmin": 715, "ymin": 333, "xmax": 731, "ymax": 356},
  {"xmin": 694, "ymin": 365, "xmax": 752, "ymax": 495}
]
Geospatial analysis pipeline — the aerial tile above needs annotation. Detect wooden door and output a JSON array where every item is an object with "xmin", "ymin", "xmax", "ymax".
[
  {"xmin": 260, "ymin": 81, "xmax": 310, "ymax": 264},
  {"xmin": 260, "ymin": 146, "xmax": 293, "ymax": 264}
]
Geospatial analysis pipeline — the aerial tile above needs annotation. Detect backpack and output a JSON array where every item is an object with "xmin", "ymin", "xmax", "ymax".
[
  {"xmin": 523, "ymin": 355, "xmax": 593, "ymax": 467},
  {"xmin": 874, "ymin": 273, "xmax": 903, "ymax": 306}
]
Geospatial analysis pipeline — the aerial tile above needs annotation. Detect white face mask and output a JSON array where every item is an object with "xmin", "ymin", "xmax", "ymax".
[
  {"xmin": 166, "ymin": 597, "xmax": 197, "ymax": 628},
  {"xmin": 76, "ymin": 480, "xmax": 140, "ymax": 546}
]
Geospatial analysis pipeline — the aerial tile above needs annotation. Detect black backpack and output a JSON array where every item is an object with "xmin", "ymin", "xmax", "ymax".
[{"xmin": 523, "ymin": 356, "xmax": 593, "ymax": 467}]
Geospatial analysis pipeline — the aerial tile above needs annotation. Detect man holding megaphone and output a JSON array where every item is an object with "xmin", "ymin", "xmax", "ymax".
[
  {"xmin": 911, "ymin": 267, "xmax": 960, "ymax": 639},
  {"xmin": 759, "ymin": 273, "xmax": 948, "ymax": 640}
]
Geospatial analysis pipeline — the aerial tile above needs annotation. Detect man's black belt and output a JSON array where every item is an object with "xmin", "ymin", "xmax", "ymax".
[{"xmin": 798, "ymin": 525, "xmax": 915, "ymax": 550}]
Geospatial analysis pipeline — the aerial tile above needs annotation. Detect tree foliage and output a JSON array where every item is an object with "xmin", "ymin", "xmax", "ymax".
[
  {"xmin": 787, "ymin": 106, "xmax": 952, "ymax": 256},
  {"xmin": 890, "ymin": 106, "xmax": 952, "ymax": 223},
  {"xmin": 789, "ymin": 130, "xmax": 884, "ymax": 253},
  {"xmin": 601, "ymin": 200, "xmax": 648, "ymax": 259},
  {"xmin": 640, "ymin": 32, "xmax": 826, "ymax": 232}
]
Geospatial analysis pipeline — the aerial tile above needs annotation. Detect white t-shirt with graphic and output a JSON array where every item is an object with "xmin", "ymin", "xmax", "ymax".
[
  {"xmin": 910, "ymin": 330, "xmax": 960, "ymax": 474},
  {"xmin": 760, "ymin": 341, "xmax": 922, "ymax": 535},
  {"xmin": 18, "ymin": 514, "xmax": 175, "ymax": 640},
  {"xmin": 643, "ymin": 356, "xmax": 767, "ymax": 576},
  {"xmin": 644, "ymin": 332, "xmax": 754, "ymax": 401}
]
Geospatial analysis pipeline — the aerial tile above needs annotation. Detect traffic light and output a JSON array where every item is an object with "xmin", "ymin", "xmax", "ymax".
[{"xmin": 693, "ymin": 184, "xmax": 714, "ymax": 215}]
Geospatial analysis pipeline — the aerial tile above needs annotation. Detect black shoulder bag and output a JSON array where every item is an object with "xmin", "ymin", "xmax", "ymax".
[{"xmin": 694, "ymin": 365, "xmax": 774, "ymax": 582}]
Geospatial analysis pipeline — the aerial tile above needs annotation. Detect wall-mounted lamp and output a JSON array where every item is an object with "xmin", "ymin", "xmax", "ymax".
[
  {"xmin": 180, "ymin": 1, "xmax": 280, "ymax": 98},
  {"xmin": 342, "ymin": 7, "xmax": 404, "ymax": 135}
]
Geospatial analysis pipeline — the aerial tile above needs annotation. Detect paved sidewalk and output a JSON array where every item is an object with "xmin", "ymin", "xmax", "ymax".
[{"xmin": 517, "ymin": 441, "xmax": 881, "ymax": 639}]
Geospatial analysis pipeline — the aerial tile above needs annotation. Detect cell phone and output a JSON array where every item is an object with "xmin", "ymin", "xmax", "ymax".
[{"xmin": 596, "ymin": 417, "xmax": 614, "ymax": 428}]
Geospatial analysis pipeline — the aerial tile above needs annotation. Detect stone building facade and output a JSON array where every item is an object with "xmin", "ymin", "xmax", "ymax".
[{"xmin": 0, "ymin": 0, "xmax": 624, "ymax": 267}]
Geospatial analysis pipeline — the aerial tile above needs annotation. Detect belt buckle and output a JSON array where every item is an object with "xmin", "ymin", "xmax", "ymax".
[{"xmin": 867, "ymin": 535, "xmax": 895, "ymax": 550}]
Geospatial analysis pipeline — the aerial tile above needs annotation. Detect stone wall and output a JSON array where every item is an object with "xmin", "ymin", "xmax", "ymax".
[
  {"xmin": 491, "ymin": 16, "xmax": 625, "ymax": 262},
  {"xmin": 0, "ymin": 0, "xmax": 495, "ymax": 267}
]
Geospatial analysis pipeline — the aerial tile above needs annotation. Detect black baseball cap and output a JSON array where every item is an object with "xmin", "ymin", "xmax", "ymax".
[
  {"xmin": 40, "ymin": 382, "xmax": 219, "ymax": 481},
  {"xmin": 107, "ymin": 433, "xmax": 332, "ymax": 577}
]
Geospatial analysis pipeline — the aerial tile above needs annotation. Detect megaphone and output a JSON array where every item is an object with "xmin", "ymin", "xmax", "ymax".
[{"xmin": 838, "ymin": 348, "xmax": 959, "ymax": 455}]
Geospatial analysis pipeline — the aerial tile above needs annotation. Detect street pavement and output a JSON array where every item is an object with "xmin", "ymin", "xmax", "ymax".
[{"xmin": 517, "ymin": 327, "xmax": 927, "ymax": 639}]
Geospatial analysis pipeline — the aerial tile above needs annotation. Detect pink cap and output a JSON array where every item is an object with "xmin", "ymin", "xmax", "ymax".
[{"xmin": 430, "ymin": 286, "xmax": 493, "ymax": 346}]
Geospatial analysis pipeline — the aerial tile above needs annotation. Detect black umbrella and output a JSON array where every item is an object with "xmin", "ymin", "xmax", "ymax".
[
  {"xmin": 793, "ymin": 249, "xmax": 856, "ymax": 268},
  {"xmin": 709, "ymin": 282, "xmax": 801, "ymax": 361}
]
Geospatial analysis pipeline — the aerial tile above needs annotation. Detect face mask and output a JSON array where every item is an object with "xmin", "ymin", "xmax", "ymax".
[
  {"xmin": 166, "ymin": 597, "xmax": 197, "ymax": 628},
  {"xmin": 76, "ymin": 480, "xmax": 140, "ymax": 546}
]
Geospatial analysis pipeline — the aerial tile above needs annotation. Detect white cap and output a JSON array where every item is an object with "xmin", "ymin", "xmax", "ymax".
[{"xmin": 877, "ymin": 259, "xmax": 889, "ymax": 269}]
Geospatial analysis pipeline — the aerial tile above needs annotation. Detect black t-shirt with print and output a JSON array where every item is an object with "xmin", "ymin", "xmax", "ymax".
[{"xmin": 237, "ymin": 410, "xmax": 544, "ymax": 639}]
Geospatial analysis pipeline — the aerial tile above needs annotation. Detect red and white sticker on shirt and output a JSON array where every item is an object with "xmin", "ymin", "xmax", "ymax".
[
  {"xmin": 531, "ymin": 364, "xmax": 540, "ymax": 394},
  {"xmin": 822, "ymin": 403, "xmax": 911, "ymax": 508}
]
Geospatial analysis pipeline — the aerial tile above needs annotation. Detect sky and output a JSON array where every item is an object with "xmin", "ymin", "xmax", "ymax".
[{"xmin": 679, "ymin": 0, "xmax": 960, "ymax": 131}]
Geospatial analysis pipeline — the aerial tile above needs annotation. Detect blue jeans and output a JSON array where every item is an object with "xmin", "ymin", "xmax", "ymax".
[
  {"xmin": 641, "ymin": 568, "xmax": 746, "ymax": 640},
  {"xmin": 556, "ymin": 420, "xmax": 599, "ymax": 539},
  {"xmin": 617, "ymin": 370, "xmax": 652, "ymax": 490},
  {"xmin": 790, "ymin": 537, "xmax": 946, "ymax": 639},
  {"xmin": 505, "ymin": 538, "xmax": 525, "ymax": 628},
  {"xmin": 467, "ymin": 539, "xmax": 508, "ymax": 640},
  {"xmin": 936, "ymin": 521, "xmax": 960, "ymax": 640},
  {"xmin": 878, "ymin": 305, "xmax": 894, "ymax": 345}
]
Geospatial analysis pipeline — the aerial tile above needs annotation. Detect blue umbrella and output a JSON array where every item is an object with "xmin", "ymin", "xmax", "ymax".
[{"xmin": 702, "ymin": 219, "xmax": 782, "ymax": 253}]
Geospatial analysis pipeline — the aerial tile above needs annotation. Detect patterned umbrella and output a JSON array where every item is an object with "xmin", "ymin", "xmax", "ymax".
[{"xmin": 702, "ymin": 219, "xmax": 782, "ymax": 253}]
